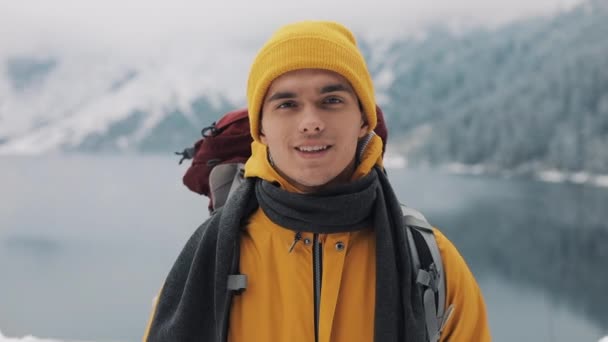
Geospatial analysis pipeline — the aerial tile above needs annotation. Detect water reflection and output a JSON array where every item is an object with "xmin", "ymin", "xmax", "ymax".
[
  {"xmin": 391, "ymin": 170, "xmax": 608, "ymax": 337},
  {"xmin": 0, "ymin": 158, "xmax": 606, "ymax": 341}
]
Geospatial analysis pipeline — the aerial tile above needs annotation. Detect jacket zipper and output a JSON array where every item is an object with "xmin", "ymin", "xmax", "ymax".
[{"xmin": 313, "ymin": 233, "xmax": 322, "ymax": 342}]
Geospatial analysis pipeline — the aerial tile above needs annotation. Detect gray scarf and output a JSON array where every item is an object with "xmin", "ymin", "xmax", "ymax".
[
  {"xmin": 256, "ymin": 167, "xmax": 426, "ymax": 341},
  {"xmin": 145, "ymin": 167, "xmax": 426, "ymax": 342}
]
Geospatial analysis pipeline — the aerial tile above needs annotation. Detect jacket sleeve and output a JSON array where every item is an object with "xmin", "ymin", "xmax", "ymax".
[
  {"xmin": 433, "ymin": 228, "xmax": 492, "ymax": 342},
  {"xmin": 142, "ymin": 287, "xmax": 162, "ymax": 342}
]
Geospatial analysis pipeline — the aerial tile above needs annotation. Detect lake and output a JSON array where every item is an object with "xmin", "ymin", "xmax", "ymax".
[{"xmin": 0, "ymin": 156, "xmax": 606, "ymax": 342}]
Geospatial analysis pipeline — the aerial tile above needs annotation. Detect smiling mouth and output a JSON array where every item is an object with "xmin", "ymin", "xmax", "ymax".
[{"xmin": 295, "ymin": 145, "xmax": 331, "ymax": 153}]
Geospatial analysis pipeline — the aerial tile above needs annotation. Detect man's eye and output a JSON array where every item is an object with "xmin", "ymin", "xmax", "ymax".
[
  {"xmin": 324, "ymin": 97, "xmax": 343, "ymax": 104},
  {"xmin": 277, "ymin": 101, "xmax": 296, "ymax": 109}
]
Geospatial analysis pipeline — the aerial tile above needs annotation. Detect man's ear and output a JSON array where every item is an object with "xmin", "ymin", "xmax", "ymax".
[
  {"xmin": 359, "ymin": 124, "xmax": 369, "ymax": 138},
  {"xmin": 358, "ymin": 115, "xmax": 369, "ymax": 138},
  {"xmin": 260, "ymin": 123, "xmax": 268, "ymax": 144}
]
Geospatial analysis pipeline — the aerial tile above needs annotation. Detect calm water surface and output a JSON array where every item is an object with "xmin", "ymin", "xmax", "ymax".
[{"xmin": 0, "ymin": 156, "xmax": 606, "ymax": 341}]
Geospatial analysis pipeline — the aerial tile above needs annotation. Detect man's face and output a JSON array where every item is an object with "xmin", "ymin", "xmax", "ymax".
[{"xmin": 260, "ymin": 68, "xmax": 368, "ymax": 192}]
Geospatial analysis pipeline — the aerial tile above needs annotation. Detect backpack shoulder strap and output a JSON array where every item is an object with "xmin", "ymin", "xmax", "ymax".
[
  {"xmin": 401, "ymin": 205, "xmax": 450, "ymax": 342},
  {"xmin": 209, "ymin": 163, "xmax": 246, "ymax": 213}
]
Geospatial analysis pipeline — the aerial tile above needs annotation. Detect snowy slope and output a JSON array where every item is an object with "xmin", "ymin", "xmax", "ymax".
[
  {"xmin": 1, "ymin": 0, "xmax": 605, "ymax": 174},
  {"xmin": 0, "ymin": 46, "xmax": 248, "ymax": 154},
  {"xmin": 0, "ymin": 329, "xmax": 92, "ymax": 342}
]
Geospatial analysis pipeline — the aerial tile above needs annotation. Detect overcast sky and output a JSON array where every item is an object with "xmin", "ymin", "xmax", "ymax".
[{"xmin": 0, "ymin": 0, "xmax": 584, "ymax": 56}]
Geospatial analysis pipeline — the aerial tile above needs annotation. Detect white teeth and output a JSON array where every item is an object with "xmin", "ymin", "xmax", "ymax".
[{"xmin": 298, "ymin": 145, "xmax": 328, "ymax": 152}]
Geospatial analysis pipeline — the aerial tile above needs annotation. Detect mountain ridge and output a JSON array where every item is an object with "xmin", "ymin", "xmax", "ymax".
[{"xmin": 1, "ymin": 1, "xmax": 606, "ymax": 175}]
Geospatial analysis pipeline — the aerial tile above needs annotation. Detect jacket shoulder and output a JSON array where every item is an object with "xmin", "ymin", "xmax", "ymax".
[{"xmin": 432, "ymin": 229, "xmax": 491, "ymax": 341}]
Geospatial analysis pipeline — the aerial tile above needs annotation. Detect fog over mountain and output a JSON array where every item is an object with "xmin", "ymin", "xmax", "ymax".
[
  {"xmin": 2, "ymin": 0, "xmax": 605, "ymax": 176},
  {"xmin": 382, "ymin": 0, "xmax": 608, "ymax": 175}
]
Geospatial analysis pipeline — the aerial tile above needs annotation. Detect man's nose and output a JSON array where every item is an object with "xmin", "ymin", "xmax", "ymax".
[{"xmin": 298, "ymin": 107, "xmax": 325, "ymax": 134}]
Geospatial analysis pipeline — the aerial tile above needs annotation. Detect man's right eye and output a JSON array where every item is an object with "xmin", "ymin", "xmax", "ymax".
[{"xmin": 277, "ymin": 101, "xmax": 296, "ymax": 109}]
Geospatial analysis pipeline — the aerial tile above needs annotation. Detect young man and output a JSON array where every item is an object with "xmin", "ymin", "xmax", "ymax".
[{"xmin": 144, "ymin": 21, "xmax": 491, "ymax": 342}]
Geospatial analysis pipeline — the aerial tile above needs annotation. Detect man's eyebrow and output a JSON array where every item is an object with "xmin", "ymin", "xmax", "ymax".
[
  {"xmin": 320, "ymin": 84, "xmax": 354, "ymax": 95},
  {"xmin": 266, "ymin": 91, "xmax": 297, "ymax": 102}
]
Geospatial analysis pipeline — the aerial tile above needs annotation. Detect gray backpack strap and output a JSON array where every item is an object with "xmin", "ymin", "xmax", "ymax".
[
  {"xmin": 401, "ymin": 205, "xmax": 448, "ymax": 342},
  {"xmin": 209, "ymin": 163, "xmax": 245, "ymax": 212},
  {"xmin": 227, "ymin": 163, "xmax": 246, "ymax": 198}
]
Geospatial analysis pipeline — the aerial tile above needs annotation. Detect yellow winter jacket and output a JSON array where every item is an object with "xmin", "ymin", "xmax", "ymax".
[
  {"xmin": 143, "ymin": 135, "xmax": 491, "ymax": 341},
  {"xmin": 228, "ymin": 136, "xmax": 491, "ymax": 342}
]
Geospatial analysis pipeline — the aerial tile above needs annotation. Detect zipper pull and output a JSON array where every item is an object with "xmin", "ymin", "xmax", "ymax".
[{"xmin": 288, "ymin": 232, "xmax": 302, "ymax": 253}]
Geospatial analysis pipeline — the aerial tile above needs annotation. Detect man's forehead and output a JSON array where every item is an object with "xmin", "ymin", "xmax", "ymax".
[{"xmin": 265, "ymin": 69, "xmax": 356, "ymax": 99}]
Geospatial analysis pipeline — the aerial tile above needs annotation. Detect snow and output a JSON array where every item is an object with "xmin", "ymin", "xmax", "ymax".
[
  {"xmin": 444, "ymin": 165, "xmax": 608, "ymax": 189},
  {"xmin": 0, "ymin": 330, "xmax": 86, "ymax": 342},
  {"xmin": 594, "ymin": 175, "xmax": 608, "ymax": 188},
  {"xmin": 599, "ymin": 336, "xmax": 608, "ymax": 342},
  {"xmin": 0, "ymin": 45, "xmax": 248, "ymax": 155},
  {"xmin": 570, "ymin": 171, "xmax": 591, "ymax": 184},
  {"xmin": 445, "ymin": 163, "xmax": 486, "ymax": 175},
  {"xmin": 0, "ymin": 330, "xmax": 125, "ymax": 342},
  {"xmin": 538, "ymin": 169, "xmax": 608, "ymax": 188},
  {"xmin": 537, "ymin": 169, "xmax": 568, "ymax": 183}
]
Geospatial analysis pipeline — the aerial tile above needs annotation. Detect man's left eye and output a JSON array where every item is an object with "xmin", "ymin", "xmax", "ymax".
[{"xmin": 324, "ymin": 97, "xmax": 343, "ymax": 104}]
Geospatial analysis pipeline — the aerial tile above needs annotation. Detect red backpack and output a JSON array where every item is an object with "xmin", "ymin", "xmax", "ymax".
[{"xmin": 177, "ymin": 106, "xmax": 388, "ymax": 212}]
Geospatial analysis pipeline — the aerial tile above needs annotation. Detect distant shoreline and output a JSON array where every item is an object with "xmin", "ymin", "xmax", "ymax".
[
  {"xmin": 383, "ymin": 153, "xmax": 608, "ymax": 189},
  {"xmin": 444, "ymin": 162, "xmax": 608, "ymax": 189}
]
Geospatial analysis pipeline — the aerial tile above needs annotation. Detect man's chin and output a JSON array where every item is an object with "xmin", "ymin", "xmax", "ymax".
[
  {"xmin": 283, "ymin": 172, "xmax": 328, "ymax": 191},
  {"xmin": 293, "ymin": 177, "xmax": 331, "ymax": 188},
  {"xmin": 292, "ymin": 172, "xmax": 352, "ymax": 191}
]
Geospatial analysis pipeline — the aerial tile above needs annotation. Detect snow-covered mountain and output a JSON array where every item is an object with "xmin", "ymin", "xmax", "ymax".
[
  {"xmin": 1, "ymin": 0, "xmax": 607, "ymax": 176},
  {"xmin": 0, "ymin": 46, "xmax": 250, "ymax": 154},
  {"xmin": 382, "ymin": 0, "xmax": 608, "ymax": 175}
]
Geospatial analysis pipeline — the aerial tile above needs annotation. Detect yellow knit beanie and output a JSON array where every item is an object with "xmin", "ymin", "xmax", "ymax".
[{"xmin": 247, "ymin": 21, "xmax": 377, "ymax": 142}]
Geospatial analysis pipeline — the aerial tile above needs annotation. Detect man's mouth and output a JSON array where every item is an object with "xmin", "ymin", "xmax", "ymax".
[{"xmin": 295, "ymin": 145, "xmax": 331, "ymax": 153}]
